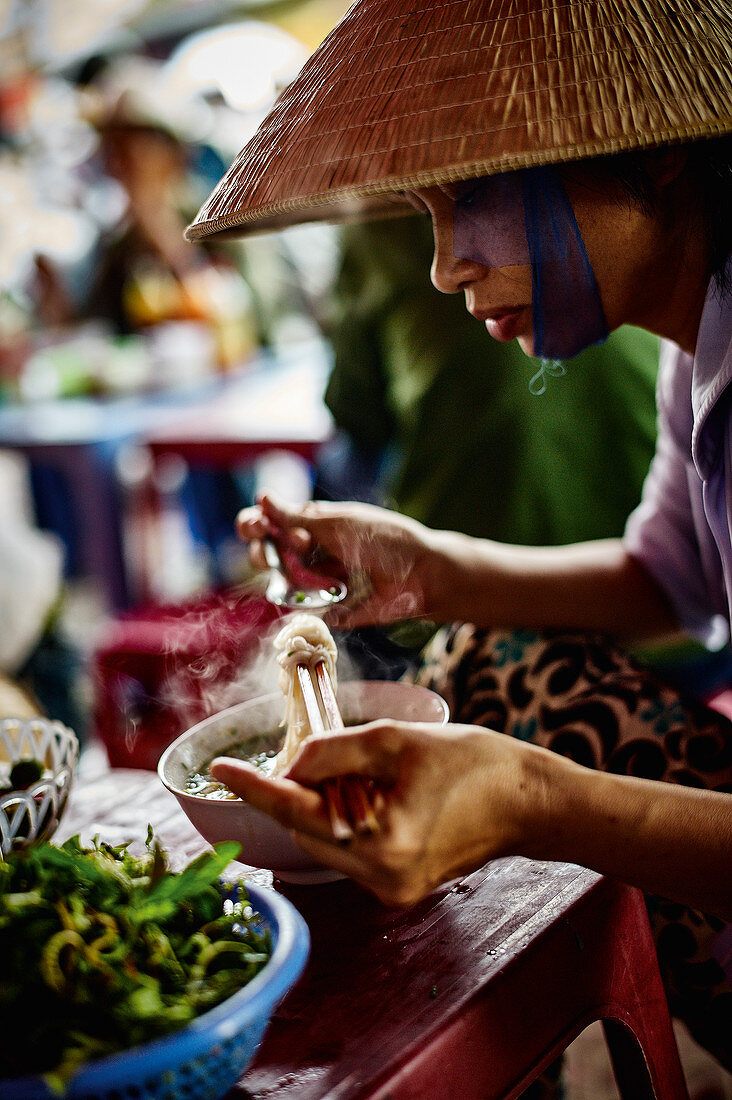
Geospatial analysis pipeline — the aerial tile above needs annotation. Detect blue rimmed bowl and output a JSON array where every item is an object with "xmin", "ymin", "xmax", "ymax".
[{"xmin": 0, "ymin": 884, "xmax": 309, "ymax": 1100}]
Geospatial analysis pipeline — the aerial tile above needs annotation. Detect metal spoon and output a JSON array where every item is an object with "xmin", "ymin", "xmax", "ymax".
[{"xmin": 263, "ymin": 538, "xmax": 347, "ymax": 610}]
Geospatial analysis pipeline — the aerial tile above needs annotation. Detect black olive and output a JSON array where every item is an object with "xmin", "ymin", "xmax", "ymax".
[{"xmin": 9, "ymin": 758, "xmax": 44, "ymax": 790}]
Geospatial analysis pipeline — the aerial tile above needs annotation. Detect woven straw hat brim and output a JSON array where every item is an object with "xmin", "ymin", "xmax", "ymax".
[{"xmin": 187, "ymin": 0, "xmax": 732, "ymax": 242}]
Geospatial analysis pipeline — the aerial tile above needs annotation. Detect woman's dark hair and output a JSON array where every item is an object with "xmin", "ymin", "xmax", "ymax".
[{"xmin": 590, "ymin": 135, "xmax": 732, "ymax": 295}]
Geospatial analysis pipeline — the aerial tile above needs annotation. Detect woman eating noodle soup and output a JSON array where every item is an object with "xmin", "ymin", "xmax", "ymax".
[{"xmin": 192, "ymin": 0, "xmax": 732, "ymax": 1067}]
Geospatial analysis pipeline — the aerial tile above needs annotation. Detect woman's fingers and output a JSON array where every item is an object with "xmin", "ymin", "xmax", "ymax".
[
  {"xmin": 208, "ymin": 755, "xmax": 409, "ymax": 897},
  {"xmin": 237, "ymin": 496, "xmax": 357, "ymax": 607},
  {"xmin": 209, "ymin": 758, "xmax": 334, "ymax": 840},
  {"xmin": 236, "ymin": 493, "xmax": 346, "ymax": 572},
  {"xmin": 288, "ymin": 823, "xmax": 444, "ymax": 909},
  {"xmin": 284, "ymin": 722, "xmax": 403, "ymax": 785},
  {"xmin": 236, "ymin": 492, "xmax": 431, "ymax": 620},
  {"xmin": 212, "ymin": 726, "xmax": 525, "ymax": 908},
  {"xmin": 285, "ymin": 829, "xmax": 397, "ymax": 894}
]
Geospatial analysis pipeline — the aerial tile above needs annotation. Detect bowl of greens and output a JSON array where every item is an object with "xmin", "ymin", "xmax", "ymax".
[
  {"xmin": 0, "ymin": 833, "xmax": 309, "ymax": 1099},
  {"xmin": 0, "ymin": 716, "xmax": 79, "ymax": 858}
]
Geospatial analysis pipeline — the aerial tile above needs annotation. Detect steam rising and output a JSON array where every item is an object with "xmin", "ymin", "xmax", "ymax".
[
  {"xmin": 111, "ymin": 502, "xmax": 424, "ymax": 760},
  {"xmin": 150, "ymin": 594, "xmax": 358, "ymax": 751}
]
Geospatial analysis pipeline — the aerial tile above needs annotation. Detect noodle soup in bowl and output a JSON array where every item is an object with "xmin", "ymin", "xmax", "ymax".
[{"xmin": 159, "ymin": 681, "xmax": 449, "ymax": 884}]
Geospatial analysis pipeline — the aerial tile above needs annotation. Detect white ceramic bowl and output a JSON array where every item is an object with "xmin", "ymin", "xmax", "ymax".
[
  {"xmin": 0, "ymin": 716, "xmax": 79, "ymax": 858},
  {"xmin": 159, "ymin": 681, "xmax": 449, "ymax": 883}
]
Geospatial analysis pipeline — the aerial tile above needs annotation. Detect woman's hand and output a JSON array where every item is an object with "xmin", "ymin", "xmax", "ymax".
[
  {"xmin": 236, "ymin": 492, "xmax": 436, "ymax": 629},
  {"xmin": 212, "ymin": 715, "xmax": 732, "ymax": 917},
  {"xmin": 211, "ymin": 721, "xmax": 554, "ymax": 906},
  {"xmin": 237, "ymin": 494, "xmax": 679, "ymax": 639}
]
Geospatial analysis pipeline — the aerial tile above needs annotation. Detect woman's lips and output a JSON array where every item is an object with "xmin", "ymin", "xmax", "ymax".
[{"xmin": 483, "ymin": 307, "xmax": 527, "ymax": 342}]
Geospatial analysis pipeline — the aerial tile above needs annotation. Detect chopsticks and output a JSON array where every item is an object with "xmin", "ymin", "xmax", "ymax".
[{"xmin": 295, "ymin": 662, "xmax": 378, "ymax": 841}]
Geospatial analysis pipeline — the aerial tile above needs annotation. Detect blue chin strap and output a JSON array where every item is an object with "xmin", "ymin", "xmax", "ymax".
[
  {"xmin": 522, "ymin": 166, "xmax": 609, "ymax": 359},
  {"xmin": 453, "ymin": 165, "xmax": 609, "ymax": 360}
]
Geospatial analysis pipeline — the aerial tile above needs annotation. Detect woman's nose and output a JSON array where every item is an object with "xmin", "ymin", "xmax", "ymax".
[{"xmin": 430, "ymin": 226, "xmax": 487, "ymax": 294}]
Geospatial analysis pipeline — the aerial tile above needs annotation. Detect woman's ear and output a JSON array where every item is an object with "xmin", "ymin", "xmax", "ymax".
[{"xmin": 641, "ymin": 146, "xmax": 689, "ymax": 189}]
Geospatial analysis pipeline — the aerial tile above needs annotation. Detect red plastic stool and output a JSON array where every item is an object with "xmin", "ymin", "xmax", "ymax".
[{"xmin": 91, "ymin": 591, "xmax": 282, "ymax": 769}]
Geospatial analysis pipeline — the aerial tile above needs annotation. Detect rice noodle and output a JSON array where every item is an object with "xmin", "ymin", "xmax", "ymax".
[{"xmin": 271, "ymin": 613, "xmax": 338, "ymax": 775}]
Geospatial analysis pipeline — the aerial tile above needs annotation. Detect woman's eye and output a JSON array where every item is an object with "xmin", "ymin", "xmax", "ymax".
[{"xmin": 454, "ymin": 182, "xmax": 480, "ymax": 207}]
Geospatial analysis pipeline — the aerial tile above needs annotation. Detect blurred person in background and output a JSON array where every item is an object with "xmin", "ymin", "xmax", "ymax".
[
  {"xmin": 72, "ymin": 54, "xmax": 257, "ymax": 363},
  {"xmin": 83, "ymin": 70, "xmax": 207, "ymax": 337}
]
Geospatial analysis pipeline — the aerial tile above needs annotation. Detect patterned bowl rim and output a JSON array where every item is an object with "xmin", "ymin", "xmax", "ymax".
[{"xmin": 0, "ymin": 717, "xmax": 79, "ymax": 789}]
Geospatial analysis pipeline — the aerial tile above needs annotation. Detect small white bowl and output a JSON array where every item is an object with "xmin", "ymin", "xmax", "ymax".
[
  {"xmin": 159, "ymin": 681, "xmax": 449, "ymax": 883},
  {"xmin": 0, "ymin": 717, "xmax": 79, "ymax": 858}
]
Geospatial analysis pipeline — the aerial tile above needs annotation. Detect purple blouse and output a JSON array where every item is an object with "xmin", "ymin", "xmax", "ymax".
[
  {"xmin": 624, "ymin": 283, "xmax": 732, "ymax": 966},
  {"xmin": 624, "ymin": 282, "xmax": 732, "ymax": 647}
]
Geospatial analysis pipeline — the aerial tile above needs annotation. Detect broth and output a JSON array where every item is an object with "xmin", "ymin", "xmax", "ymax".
[{"xmin": 185, "ymin": 729, "xmax": 282, "ymax": 799}]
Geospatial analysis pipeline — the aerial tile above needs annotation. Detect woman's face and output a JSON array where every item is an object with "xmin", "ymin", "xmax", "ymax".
[
  {"xmin": 412, "ymin": 171, "xmax": 660, "ymax": 357},
  {"xmin": 411, "ymin": 184, "xmax": 535, "ymax": 354}
]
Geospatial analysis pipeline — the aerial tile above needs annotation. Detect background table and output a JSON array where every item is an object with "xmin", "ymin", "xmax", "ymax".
[
  {"xmin": 0, "ymin": 393, "xmax": 173, "ymax": 609},
  {"xmin": 144, "ymin": 338, "xmax": 333, "ymax": 470},
  {"xmin": 58, "ymin": 767, "xmax": 688, "ymax": 1099},
  {"xmin": 0, "ymin": 338, "xmax": 333, "ymax": 609}
]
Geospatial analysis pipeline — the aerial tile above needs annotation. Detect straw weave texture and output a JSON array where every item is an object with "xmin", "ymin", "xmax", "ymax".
[{"xmin": 187, "ymin": 0, "xmax": 732, "ymax": 241}]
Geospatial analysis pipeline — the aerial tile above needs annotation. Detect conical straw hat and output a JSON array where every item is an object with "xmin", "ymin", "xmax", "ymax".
[{"xmin": 186, "ymin": 0, "xmax": 732, "ymax": 242}]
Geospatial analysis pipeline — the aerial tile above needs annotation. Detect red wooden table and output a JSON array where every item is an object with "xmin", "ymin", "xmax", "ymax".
[{"xmin": 58, "ymin": 767, "xmax": 689, "ymax": 1100}]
